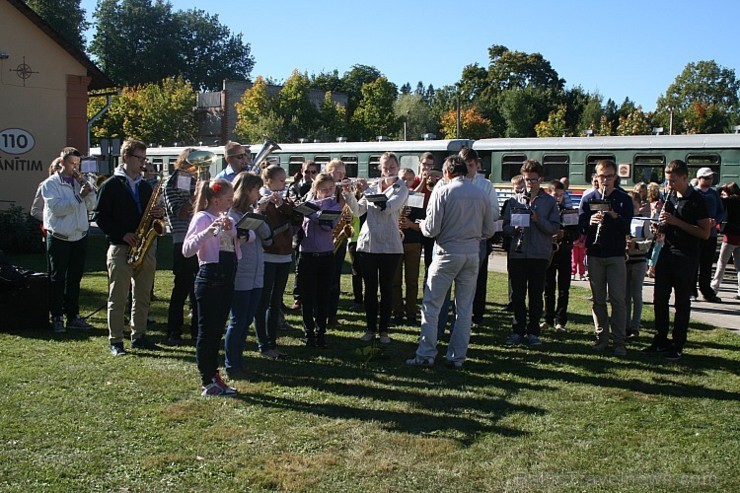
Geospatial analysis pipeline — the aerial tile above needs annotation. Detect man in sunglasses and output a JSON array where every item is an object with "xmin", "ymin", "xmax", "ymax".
[{"xmin": 215, "ymin": 141, "xmax": 251, "ymax": 182}]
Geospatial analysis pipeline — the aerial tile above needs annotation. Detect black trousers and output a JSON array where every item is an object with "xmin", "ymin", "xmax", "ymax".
[
  {"xmin": 168, "ymin": 242, "xmax": 199, "ymax": 338},
  {"xmin": 297, "ymin": 252, "xmax": 333, "ymax": 336},
  {"xmin": 508, "ymin": 258, "xmax": 548, "ymax": 336},
  {"xmin": 544, "ymin": 245, "xmax": 572, "ymax": 326},
  {"xmin": 693, "ymin": 236, "xmax": 718, "ymax": 299},
  {"xmin": 653, "ymin": 249, "xmax": 697, "ymax": 351},
  {"xmin": 348, "ymin": 241, "xmax": 363, "ymax": 304},
  {"xmin": 358, "ymin": 252, "xmax": 401, "ymax": 333}
]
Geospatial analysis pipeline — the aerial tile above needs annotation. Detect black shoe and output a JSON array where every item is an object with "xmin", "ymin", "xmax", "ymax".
[
  {"xmin": 444, "ymin": 359, "xmax": 464, "ymax": 370},
  {"xmin": 664, "ymin": 349, "xmax": 683, "ymax": 360},
  {"xmin": 316, "ymin": 333, "xmax": 327, "ymax": 348},
  {"xmin": 110, "ymin": 342, "xmax": 126, "ymax": 356},
  {"xmin": 626, "ymin": 329, "xmax": 640, "ymax": 339},
  {"xmin": 407, "ymin": 315, "xmax": 418, "ymax": 325},
  {"xmin": 165, "ymin": 334, "xmax": 183, "ymax": 346},
  {"xmin": 643, "ymin": 342, "xmax": 671, "ymax": 353},
  {"xmin": 304, "ymin": 333, "xmax": 315, "ymax": 347},
  {"xmin": 131, "ymin": 336, "xmax": 159, "ymax": 350},
  {"xmin": 504, "ymin": 302, "xmax": 514, "ymax": 312},
  {"xmin": 393, "ymin": 315, "xmax": 404, "ymax": 326},
  {"xmin": 703, "ymin": 295, "xmax": 723, "ymax": 303}
]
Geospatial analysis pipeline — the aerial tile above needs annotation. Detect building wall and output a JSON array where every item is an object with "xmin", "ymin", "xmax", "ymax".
[{"xmin": 0, "ymin": 1, "xmax": 91, "ymax": 212}]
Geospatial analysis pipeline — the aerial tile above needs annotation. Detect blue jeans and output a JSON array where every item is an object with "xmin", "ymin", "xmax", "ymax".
[
  {"xmin": 255, "ymin": 261, "xmax": 291, "ymax": 352},
  {"xmin": 225, "ymin": 287, "xmax": 262, "ymax": 372},
  {"xmin": 194, "ymin": 254, "xmax": 235, "ymax": 385}
]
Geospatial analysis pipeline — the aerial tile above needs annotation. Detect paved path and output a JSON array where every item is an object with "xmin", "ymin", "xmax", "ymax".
[{"xmin": 486, "ymin": 251, "xmax": 740, "ymax": 334}]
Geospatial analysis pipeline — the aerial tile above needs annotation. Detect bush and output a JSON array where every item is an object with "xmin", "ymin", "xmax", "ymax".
[{"xmin": 0, "ymin": 206, "xmax": 44, "ymax": 254}]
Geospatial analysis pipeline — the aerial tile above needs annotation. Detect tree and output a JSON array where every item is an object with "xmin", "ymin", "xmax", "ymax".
[
  {"xmin": 616, "ymin": 106, "xmax": 652, "ymax": 136},
  {"xmin": 310, "ymin": 70, "xmax": 343, "ymax": 93},
  {"xmin": 655, "ymin": 60, "xmax": 740, "ymax": 134},
  {"xmin": 535, "ymin": 104, "xmax": 568, "ymax": 137},
  {"xmin": 350, "ymin": 76, "xmax": 399, "ymax": 140},
  {"xmin": 26, "ymin": 0, "xmax": 88, "ymax": 51},
  {"xmin": 440, "ymin": 107, "xmax": 492, "ymax": 140},
  {"xmin": 90, "ymin": 0, "xmax": 253, "ymax": 89},
  {"xmin": 234, "ymin": 76, "xmax": 277, "ymax": 142},
  {"xmin": 91, "ymin": 76, "xmax": 198, "ymax": 145},
  {"xmin": 173, "ymin": 9, "xmax": 254, "ymax": 90},
  {"xmin": 316, "ymin": 91, "xmax": 347, "ymax": 141},
  {"xmin": 275, "ymin": 70, "xmax": 321, "ymax": 142},
  {"xmin": 393, "ymin": 94, "xmax": 436, "ymax": 140},
  {"xmin": 499, "ymin": 87, "xmax": 554, "ymax": 138},
  {"xmin": 577, "ymin": 93, "xmax": 604, "ymax": 136},
  {"xmin": 341, "ymin": 64, "xmax": 382, "ymax": 119}
]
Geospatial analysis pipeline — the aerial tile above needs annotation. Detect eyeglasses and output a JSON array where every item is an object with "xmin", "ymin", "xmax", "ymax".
[
  {"xmin": 232, "ymin": 153, "xmax": 247, "ymax": 159},
  {"xmin": 131, "ymin": 154, "xmax": 147, "ymax": 161},
  {"xmin": 596, "ymin": 174, "xmax": 615, "ymax": 179},
  {"xmin": 524, "ymin": 177, "xmax": 540, "ymax": 182}
]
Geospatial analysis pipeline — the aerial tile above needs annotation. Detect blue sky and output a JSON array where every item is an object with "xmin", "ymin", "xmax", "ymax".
[{"xmin": 80, "ymin": 0, "xmax": 739, "ymax": 111}]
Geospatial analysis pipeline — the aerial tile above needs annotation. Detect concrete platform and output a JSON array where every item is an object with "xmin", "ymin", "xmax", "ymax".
[{"xmin": 486, "ymin": 251, "xmax": 740, "ymax": 334}]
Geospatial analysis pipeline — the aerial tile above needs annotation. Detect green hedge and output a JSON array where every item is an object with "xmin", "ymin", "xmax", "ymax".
[{"xmin": 0, "ymin": 206, "xmax": 44, "ymax": 254}]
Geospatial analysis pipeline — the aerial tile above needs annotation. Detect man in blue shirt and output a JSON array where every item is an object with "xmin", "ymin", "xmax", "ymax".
[
  {"xmin": 215, "ymin": 141, "xmax": 251, "ymax": 182},
  {"xmin": 692, "ymin": 167, "xmax": 724, "ymax": 303}
]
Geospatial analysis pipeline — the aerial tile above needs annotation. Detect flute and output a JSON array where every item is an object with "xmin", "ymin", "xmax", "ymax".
[{"xmin": 212, "ymin": 208, "xmax": 231, "ymax": 236}]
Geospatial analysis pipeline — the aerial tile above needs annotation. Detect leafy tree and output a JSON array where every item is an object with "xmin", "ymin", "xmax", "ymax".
[
  {"xmin": 399, "ymin": 82, "xmax": 411, "ymax": 95},
  {"xmin": 234, "ymin": 76, "xmax": 277, "ymax": 142},
  {"xmin": 499, "ymin": 87, "xmax": 554, "ymax": 138},
  {"xmin": 535, "ymin": 104, "xmax": 568, "ymax": 137},
  {"xmin": 655, "ymin": 60, "xmax": 740, "ymax": 133},
  {"xmin": 440, "ymin": 106, "xmax": 492, "ymax": 140},
  {"xmin": 393, "ymin": 94, "xmax": 436, "ymax": 140},
  {"xmin": 310, "ymin": 70, "xmax": 343, "ymax": 93},
  {"xmin": 316, "ymin": 91, "xmax": 347, "ymax": 141},
  {"xmin": 616, "ymin": 106, "xmax": 652, "ymax": 136},
  {"xmin": 173, "ymin": 9, "xmax": 254, "ymax": 90},
  {"xmin": 90, "ymin": 0, "xmax": 253, "ymax": 89},
  {"xmin": 486, "ymin": 44, "xmax": 564, "ymax": 92},
  {"xmin": 577, "ymin": 93, "xmax": 604, "ymax": 135},
  {"xmin": 275, "ymin": 70, "xmax": 321, "ymax": 142},
  {"xmin": 350, "ymin": 76, "xmax": 399, "ymax": 140},
  {"xmin": 26, "ymin": 0, "xmax": 88, "ymax": 51},
  {"xmin": 91, "ymin": 76, "xmax": 198, "ymax": 146},
  {"xmin": 341, "ymin": 64, "xmax": 382, "ymax": 119},
  {"xmin": 429, "ymin": 85, "xmax": 458, "ymax": 124}
]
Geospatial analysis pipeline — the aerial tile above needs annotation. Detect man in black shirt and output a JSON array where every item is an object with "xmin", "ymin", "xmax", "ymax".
[{"xmin": 646, "ymin": 160, "xmax": 711, "ymax": 360}]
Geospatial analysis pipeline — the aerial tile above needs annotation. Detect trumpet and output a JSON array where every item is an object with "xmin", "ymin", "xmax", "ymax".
[
  {"xmin": 186, "ymin": 150, "xmax": 217, "ymax": 182},
  {"xmin": 73, "ymin": 170, "xmax": 97, "ymax": 193}
]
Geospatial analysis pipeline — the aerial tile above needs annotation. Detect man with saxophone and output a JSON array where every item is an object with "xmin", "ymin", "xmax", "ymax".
[
  {"xmin": 578, "ymin": 159, "xmax": 633, "ymax": 356},
  {"xmin": 40, "ymin": 147, "xmax": 96, "ymax": 333},
  {"xmin": 94, "ymin": 139, "xmax": 164, "ymax": 356},
  {"xmin": 646, "ymin": 160, "xmax": 711, "ymax": 360}
]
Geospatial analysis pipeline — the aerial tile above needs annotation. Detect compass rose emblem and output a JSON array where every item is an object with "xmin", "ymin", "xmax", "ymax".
[{"xmin": 10, "ymin": 56, "xmax": 39, "ymax": 86}]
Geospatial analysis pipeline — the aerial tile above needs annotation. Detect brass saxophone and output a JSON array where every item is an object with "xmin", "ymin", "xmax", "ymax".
[
  {"xmin": 332, "ymin": 203, "xmax": 354, "ymax": 255},
  {"xmin": 127, "ymin": 177, "xmax": 166, "ymax": 269}
]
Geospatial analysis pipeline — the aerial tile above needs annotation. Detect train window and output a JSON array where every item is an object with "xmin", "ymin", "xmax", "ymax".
[
  {"xmin": 687, "ymin": 154, "xmax": 721, "ymax": 186},
  {"xmin": 501, "ymin": 154, "xmax": 527, "ymax": 181},
  {"xmin": 315, "ymin": 156, "xmax": 331, "ymax": 172},
  {"xmin": 585, "ymin": 154, "xmax": 616, "ymax": 184},
  {"xmin": 633, "ymin": 154, "xmax": 666, "ymax": 185},
  {"xmin": 399, "ymin": 155, "xmax": 420, "ymax": 172},
  {"xmin": 288, "ymin": 155, "xmax": 305, "ymax": 176},
  {"xmin": 542, "ymin": 154, "xmax": 568, "ymax": 181},
  {"xmin": 368, "ymin": 155, "xmax": 381, "ymax": 178},
  {"xmin": 341, "ymin": 155, "xmax": 359, "ymax": 178}
]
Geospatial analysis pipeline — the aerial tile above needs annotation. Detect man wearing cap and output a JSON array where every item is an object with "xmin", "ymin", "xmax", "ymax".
[
  {"xmin": 693, "ymin": 167, "xmax": 724, "ymax": 303},
  {"xmin": 216, "ymin": 141, "xmax": 251, "ymax": 182}
]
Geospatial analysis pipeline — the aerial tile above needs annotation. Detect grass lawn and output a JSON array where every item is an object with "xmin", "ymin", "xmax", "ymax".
[{"xmin": 1, "ymin": 236, "xmax": 738, "ymax": 492}]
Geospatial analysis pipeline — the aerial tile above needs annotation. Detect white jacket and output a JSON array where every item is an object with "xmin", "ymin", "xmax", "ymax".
[{"xmin": 41, "ymin": 172, "xmax": 95, "ymax": 241}]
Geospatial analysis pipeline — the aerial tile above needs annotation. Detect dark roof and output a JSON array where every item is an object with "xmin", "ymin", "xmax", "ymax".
[{"xmin": 7, "ymin": 0, "xmax": 114, "ymax": 90}]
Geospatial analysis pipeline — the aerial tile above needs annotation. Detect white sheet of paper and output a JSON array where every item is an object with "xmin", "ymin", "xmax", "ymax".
[
  {"xmin": 494, "ymin": 219, "xmax": 503, "ymax": 232},
  {"xmin": 511, "ymin": 213, "xmax": 530, "ymax": 228},
  {"xmin": 406, "ymin": 192, "xmax": 424, "ymax": 209},
  {"xmin": 177, "ymin": 174, "xmax": 191, "ymax": 191},
  {"xmin": 561, "ymin": 211, "xmax": 579, "ymax": 226}
]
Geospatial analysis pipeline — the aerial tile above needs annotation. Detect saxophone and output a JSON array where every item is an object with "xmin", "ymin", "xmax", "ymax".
[
  {"xmin": 332, "ymin": 203, "xmax": 354, "ymax": 255},
  {"xmin": 127, "ymin": 177, "xmax": 166, "ymax": 269}
]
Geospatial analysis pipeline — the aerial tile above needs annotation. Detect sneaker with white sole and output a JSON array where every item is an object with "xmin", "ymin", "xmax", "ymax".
[
  {"xmin": 66, "ymin": 315, "xmax": 92, "ymax": 330},
  {"xmin": 359, "ymin": 330, "xmax": 375, "ymax": 342},
  {"xmin": 554, "ymin": 324, "xmax": 566, "ymax": 333},
  {"xmin": 539, "ymin": 321, "xmax": 551, "ymax": 331},
  {"xmin": 406, "ymin": 355, "xmax": 434, "ymax": 367},
  {"xmin": 378, "ymin": 333, "xmax": 391, "ymax": 344},
  {"xmin": 201, "ymin": 372, "xmax": 237, "ymax": 397}
]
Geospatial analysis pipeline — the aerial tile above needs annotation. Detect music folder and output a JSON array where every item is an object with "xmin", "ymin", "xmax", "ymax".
[
  {"xmin": 294, "ymin": 201, "xmax": 321, "ymax": 216},
  {"xmin": 235, "ymin": 212, "xmax": 267, "ymax": 230},
  {"xmin": 318, "ymin": 210, "xmax": 341, "ymax": 221},
  {"xmin": 364, "ymin": 193, "xmax": 388, "ymax": 203},
  {"xmin": 406, "ymin": 192, "xmax": 424, "ymax": 210}
]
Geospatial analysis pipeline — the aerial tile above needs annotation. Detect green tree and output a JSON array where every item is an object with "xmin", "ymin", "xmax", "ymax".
[
  {"xmin": 310, "ymin": 69, "xmax": 343, "ymax": 93},
  {"xmin": 26, "ymin": 0, "xmax": 88, "ymax": 51},
  {"xmin": 316, "ymin": 91, "xmax": 347, "ymax": 142},
  {"xmin": 91, "ymin": 76, "xmax": 198, "ymax": 146},
  {"xmin": 655, "ymin": 60, "xmax": 740, "ymax": 134},
  {"xmin": 234, "ymin": 76, "xmax": 278, "ymax": 142},
  {"xmin": 577, "ymin": 93, "xmax": 604, "ymax": 135},
  {"xmin": 535, "ymin": 104, "xmax": 568, "ymax": 137},
  {"xmin": 341, "ymin": 64, "xmax": 382, "ymax": 120},
  {"xmin": 616, "ymin": 106, "xmax": 652, "ymax": 136},
  {"xmin": 499, "ymin": 87, "xmax": 554, "ymax": 138},
  {"xmin": 173, "ymin": 9, "xmax": 254, "ymax": 90},
  {"xmin": 275, "ymin": 70, "xmax": 321, "ymax": 142},
  {"xmin": 90, "ymin": 0, "xmax": 253, "ymax": 89},
  {"xmin": 439, "ymin": 106, "xmax": 492, "ymax": 140},
  {"xmin": 393, "ymin": 94, "xmax": 436, "ymax": 140},
  {"xmin": 350, "ymin": 76, "xmax": 399, "ymax": 141}
]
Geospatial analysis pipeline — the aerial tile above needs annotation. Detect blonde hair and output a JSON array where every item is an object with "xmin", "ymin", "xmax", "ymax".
[
  {"xmin": 325, "ymin": 159, "xmax": 345, "ymax": 175},
  {"xmin": 193, "ymin": 178, "xmax": 233, "ymax": 213},
  {"xmin": 310, "ymin": 173, "xmax": 335, "ymax": 196}
]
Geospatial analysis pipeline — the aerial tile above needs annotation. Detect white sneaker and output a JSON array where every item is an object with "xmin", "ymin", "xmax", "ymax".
[
  {"xmin": 359, "ymin": 330, "xmax": 375, "ymax": 342},
  {"xmin": 539, "ymin": 321, "xmax": 551, "ymax": 331},
  {"xmin": 555, "ymin": 324, "xmax": 566, "ymax": 333}
]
